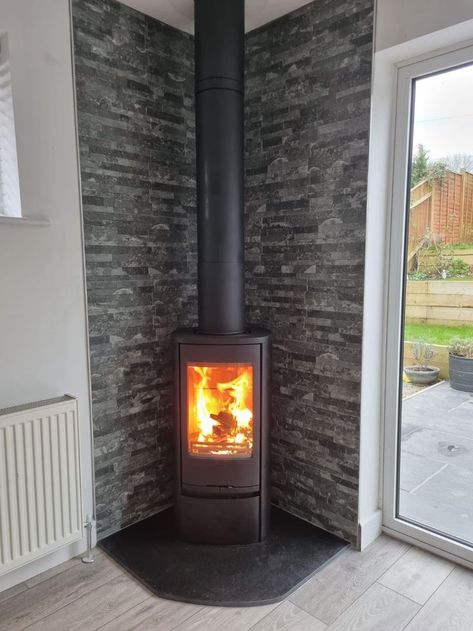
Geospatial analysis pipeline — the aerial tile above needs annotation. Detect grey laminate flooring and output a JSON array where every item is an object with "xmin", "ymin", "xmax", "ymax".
[{"xmin": 1, "ymin": 535, "xmax": 471, "ymax": 630}]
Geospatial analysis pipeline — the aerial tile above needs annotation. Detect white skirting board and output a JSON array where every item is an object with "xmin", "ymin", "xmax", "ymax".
[
  {"xmin": 0, "ymin": 395, "xmax": 83, "ymax": 576},
  {"xmin": 358, "ymin": 509, "xmax": 383, "ymax": 551}
]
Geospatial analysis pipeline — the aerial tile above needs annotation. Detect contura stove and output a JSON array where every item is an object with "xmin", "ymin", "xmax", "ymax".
[{"xmin": 173, "ymin": 0, "xmax": 271, "ymax": 545}]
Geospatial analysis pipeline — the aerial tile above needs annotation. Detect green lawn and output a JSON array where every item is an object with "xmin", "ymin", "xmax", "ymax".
[
  {"xmin": 426, "ymin": 243, "xmax": 473, "ymax": 251},
  {"xmin": 452, "ymin": 243, "xmax": 473, "ymax": 250},
  {"xmin": 404, "ymin": 323, "xmax": 473, "ymax": 346}
]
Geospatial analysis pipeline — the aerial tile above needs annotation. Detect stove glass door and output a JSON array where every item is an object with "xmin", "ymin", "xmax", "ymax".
[{"xmin": 186, "ymin": 363, "xmax": 254, "ymax": 458}]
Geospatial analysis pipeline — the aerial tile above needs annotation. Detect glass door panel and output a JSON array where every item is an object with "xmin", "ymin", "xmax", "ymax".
[
  {"xmin": 187, "ymin": 363, "xmax": 254, "ymax": 458},
  {"xmin": 396, "ymin": 61, "xmax": 473, "ymax": 547}
]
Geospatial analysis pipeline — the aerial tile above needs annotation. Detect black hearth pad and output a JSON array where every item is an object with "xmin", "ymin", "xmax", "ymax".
[{"xmin": 99, "ymin": 507, "xmax": 348, "ymax": 607}]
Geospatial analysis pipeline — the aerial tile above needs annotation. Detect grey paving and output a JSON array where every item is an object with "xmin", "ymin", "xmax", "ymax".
[
  {"xmin": 400, "ymin": 382, "xmax": 473, "ymax": 544},
  {"xmin": 399, "ymin": 451, "xmax": 445, "ymax": 493}
]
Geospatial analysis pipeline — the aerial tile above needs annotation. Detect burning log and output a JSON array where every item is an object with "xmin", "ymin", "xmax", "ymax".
[
  {"xmin": 211, "ymin": 410, "xmax": 235, "ymax": 428},
  {"xmin": 211, "ymin": 410, "xmax": 237, "ymax": 439}
]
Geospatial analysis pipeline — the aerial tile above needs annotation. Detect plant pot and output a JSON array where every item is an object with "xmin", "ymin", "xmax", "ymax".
[
  {"xmin": 404, "ymin": 366, "xmax": 440, "ymax": 385},
  {"xmin": 449, "ymin": 354, "xmax": 473, "ymax": 392}
]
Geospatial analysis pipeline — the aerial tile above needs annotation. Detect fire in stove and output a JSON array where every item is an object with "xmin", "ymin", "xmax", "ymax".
[{"xmin": 187, "ymin": 364, "xmax": 253, "ymax": 457}]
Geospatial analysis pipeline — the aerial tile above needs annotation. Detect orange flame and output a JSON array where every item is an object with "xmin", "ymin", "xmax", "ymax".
[{"xmin": 187, "ymin": 364, "xmax": 253, "ymax": 457}]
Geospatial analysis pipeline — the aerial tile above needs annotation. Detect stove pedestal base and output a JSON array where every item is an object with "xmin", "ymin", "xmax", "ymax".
[{"xmin": 177, "ymin": 494, "xmax": 261, "ymax": 545}]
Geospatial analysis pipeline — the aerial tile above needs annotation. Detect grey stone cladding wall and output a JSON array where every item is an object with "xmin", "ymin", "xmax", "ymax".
[
  {"xmin": 245, "ymin": 0, "xmax": 374, "ymax": 543},
  {"xmin": 72, "ymin": 0, "xmax": 196, "ymax": 538},
  {"xmin": 73, "ymin": 0, "xmax": 373, "ymax": 544}
]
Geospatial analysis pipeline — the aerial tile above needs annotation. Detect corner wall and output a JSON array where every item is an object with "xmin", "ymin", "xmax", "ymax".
[
  {"xmin": 72, "ymin": 0, "xmax": 196, "ymax": 538},
  {"xmin": 245, "ymin": 0, "xmax": 374, "ymax": 543},
  {"xmin": 73, "ymin": 0, "xmax": 374, "ymax": 544}
]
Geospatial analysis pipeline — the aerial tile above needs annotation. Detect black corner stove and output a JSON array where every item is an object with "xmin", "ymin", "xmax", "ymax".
[
  {"xmin": 173, "ymin": 0, "xmax": 271, "ymax": 545},
  {"xmin": 99, "ymin": 0, "xmax": 348, "ymax": 604}
]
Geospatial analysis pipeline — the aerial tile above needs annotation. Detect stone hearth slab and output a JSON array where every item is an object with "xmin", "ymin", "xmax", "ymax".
[{"xmin": 99, "ymin": 507, "xmax": 348, "ymax": 606}]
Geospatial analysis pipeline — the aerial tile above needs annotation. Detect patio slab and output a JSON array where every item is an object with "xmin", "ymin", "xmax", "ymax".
[
  {"xmin": 400, "ymin": 427, "xmax": 473, "ymax": 471},
  {"xmin": 399, "ymin": 452, "xmax": 445, "ymax": 493}
]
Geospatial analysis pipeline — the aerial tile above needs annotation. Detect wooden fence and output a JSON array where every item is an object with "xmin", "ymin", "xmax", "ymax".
[
  {"xmin": 408, "ymin": 170, "xmax": 473, "ymax": 261},
  {"xmin": 406, "ymin": 280, "xmax": 473, "ymax": 325}
]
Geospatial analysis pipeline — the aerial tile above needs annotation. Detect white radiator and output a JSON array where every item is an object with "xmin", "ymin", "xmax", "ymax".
[{"xmin": 0, "ymin": 396, "xmax": 83, "ymax": 576}]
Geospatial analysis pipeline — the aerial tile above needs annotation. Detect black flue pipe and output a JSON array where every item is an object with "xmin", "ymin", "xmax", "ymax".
[{"xmin": 195, "ymin": 0, "xmax": 245, "ymax": 335}]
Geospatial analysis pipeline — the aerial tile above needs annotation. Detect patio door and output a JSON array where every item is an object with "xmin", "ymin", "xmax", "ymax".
[{"xmin": 383, "ymin": 43, "xmax": 473, "ymax": 567}]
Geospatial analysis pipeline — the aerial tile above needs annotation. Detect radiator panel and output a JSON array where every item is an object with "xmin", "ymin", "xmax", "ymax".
[{"xmin": 0, "ymin": 396, "xmax": 83, "ymax": 575}]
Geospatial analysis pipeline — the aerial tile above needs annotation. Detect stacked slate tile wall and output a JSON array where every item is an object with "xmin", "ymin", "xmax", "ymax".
[
  {"xmin": 73, "ymin": 0, "xmax": 373, "ymax": 544},
  {"xmin": 245, "ymin": 0, "xmax": 374, "ymax": 544},
  {"xmin": 72, "ymin": 0, "xmax": 196, "ymax": 538}
]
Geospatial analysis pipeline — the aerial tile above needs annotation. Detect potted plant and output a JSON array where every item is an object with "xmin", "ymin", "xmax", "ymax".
[
  {"xmin": 404, "ymin": 340, "xmax": 440, "ymax": 385},
  {"xmin": 449, "ymin": 339, "xmax": 473, "ymax": 392}
]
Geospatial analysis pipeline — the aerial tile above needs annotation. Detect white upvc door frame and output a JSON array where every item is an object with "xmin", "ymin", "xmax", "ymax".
[{"xmin": 383, "ymin": 41, "xmax": 473, "ymax": 569}]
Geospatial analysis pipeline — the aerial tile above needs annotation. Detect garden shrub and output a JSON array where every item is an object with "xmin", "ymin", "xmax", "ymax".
[{"xmin": 449, "ymin": 339, "xmax": 473, "ymax": 359}]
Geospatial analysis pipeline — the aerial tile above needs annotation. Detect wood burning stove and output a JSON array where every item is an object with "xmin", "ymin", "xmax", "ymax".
[
  {"xmin": 173, "ymin": 0, "xmax": 271, "ymax": 544},
  {"xmin": 174, "ymin": 329, "xmax": 270, "ymax": 544}
]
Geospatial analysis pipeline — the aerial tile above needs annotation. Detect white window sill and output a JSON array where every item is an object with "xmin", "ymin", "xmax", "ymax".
[{"xmin": 0, "ymin": 215, "xmax": 50, "ymax": 227}]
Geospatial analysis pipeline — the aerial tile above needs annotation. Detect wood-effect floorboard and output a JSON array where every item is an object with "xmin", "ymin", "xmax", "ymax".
[{"xmin": 1, "ymin": 535, "xmax": 472, "ymax": 631}]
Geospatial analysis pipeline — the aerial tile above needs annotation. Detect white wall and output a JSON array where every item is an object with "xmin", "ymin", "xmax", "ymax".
[
  {"xmin": 376, "ymin": 0, "xmax": 473, "ymax": 51},
  {"xmin": 0, "ymin": 0, "xmax": 94, "ymax": 589}
]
